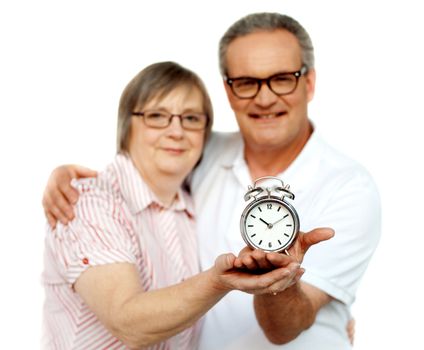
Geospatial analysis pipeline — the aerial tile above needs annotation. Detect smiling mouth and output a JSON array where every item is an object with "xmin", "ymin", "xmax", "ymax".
[
  {"xmin": 163, "ymin": 148, "xmax": 185, "ymax": 154},
  {"xmin": 249, "ymin": 111, "xmax": 287, "ymax": 119}
]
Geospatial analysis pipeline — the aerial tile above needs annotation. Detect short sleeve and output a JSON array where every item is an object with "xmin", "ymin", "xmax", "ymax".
[
  {"xmin": 44, "ymin": 178, "xmax": 138, "ymax": 285},
  {"xmin": 301, "ymin": 170, "xmax": 381, "ymax": 305}
]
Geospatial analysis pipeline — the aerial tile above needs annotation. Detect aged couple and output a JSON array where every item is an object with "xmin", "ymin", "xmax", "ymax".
[{"xmin": 42, "ymin": 12, "xmax": 380, "ymax": 350}]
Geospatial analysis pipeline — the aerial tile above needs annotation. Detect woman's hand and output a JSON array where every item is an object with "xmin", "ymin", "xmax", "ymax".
[{"xmin": 210, "ymin": 251, "xmax": 301, "ymax": 296}]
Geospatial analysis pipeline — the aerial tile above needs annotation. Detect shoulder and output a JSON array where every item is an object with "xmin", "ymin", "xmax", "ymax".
[
  {"xmin": 69, "ymin": 158, "xmax": 126, "ymax": 219},
  {"xmin": 192, "ymin": 131, "xmax": 242, "ymax": 189},
  {"xmin": 204, "ymin": 131, "xmax": 242, "ymax": 157},
  {"xmin": 314, "ymin": 135, "xmax": 378, "ymax": 195},
  {"xmin": 202, "ymin": 131, "xmax": 242, "ymax": 167},
  {"xmin": 297, "ymin": 133, "xmax": 381, "ymax": 233}
]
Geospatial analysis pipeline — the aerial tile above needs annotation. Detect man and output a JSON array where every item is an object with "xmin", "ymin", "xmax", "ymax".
[{"xmin": 43, "ymin": 13, "xmax": 380, "ymax": 349}]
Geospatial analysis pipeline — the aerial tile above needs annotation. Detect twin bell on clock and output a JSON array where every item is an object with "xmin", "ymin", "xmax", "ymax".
[{"xmin": 240, "ymin": 176, "xmax": 300, "ymax": 254}]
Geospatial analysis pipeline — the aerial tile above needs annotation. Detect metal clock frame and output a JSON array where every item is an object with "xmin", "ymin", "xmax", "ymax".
[{"xmin": 240, "ymin": 176, "xmax": 300, "ymax": 253}]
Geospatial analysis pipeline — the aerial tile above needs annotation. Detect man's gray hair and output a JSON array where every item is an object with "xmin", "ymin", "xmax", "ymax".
[{"xmin": 219, "ymin": 12, "xmax": 314, "ymax": 76}]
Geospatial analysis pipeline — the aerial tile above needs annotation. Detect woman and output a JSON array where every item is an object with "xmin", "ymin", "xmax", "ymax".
[{"xmin": 42, "ymin": 62, "xmax": 299, "ymax": 350}]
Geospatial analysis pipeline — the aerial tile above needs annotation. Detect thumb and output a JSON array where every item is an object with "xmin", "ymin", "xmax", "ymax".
[
  {"xmin": 215, "ymin": 253, "xmax": 236, "ymax": 273},
  {"xmin": 302, "ymin": 227, "xmax": 335, "ymax": 249},
  {"xmin": 71, "ymin": 165, "xmax": 98, "ymax": 179}
]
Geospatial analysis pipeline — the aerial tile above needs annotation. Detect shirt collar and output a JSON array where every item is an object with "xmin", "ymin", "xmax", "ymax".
[
  {"xmin": 280, "ymin": 129, "xmax": 323, "ymax": 195},
  {"xmin": 221, "ymin": 127, "xmax": 324, "ymax": 196},
  {"xmin": 113, "ymin": 154, "xmax": 194, "ymax": 217}
]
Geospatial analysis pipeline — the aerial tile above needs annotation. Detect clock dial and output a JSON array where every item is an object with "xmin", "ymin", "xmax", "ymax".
[{"xmin": 243, "ymin": 199, "xmax": 297, "ymax": 252}]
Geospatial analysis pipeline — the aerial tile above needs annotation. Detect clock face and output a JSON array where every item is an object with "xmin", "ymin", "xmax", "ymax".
[{"xmin": 241, "ymin": 198, "xmax": 299, "ymax": 252}]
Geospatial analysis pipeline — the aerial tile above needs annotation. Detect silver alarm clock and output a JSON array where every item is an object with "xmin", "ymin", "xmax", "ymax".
[{"xmin": 240, "ymin": 176, "xmax": 300, "ymax": 254}]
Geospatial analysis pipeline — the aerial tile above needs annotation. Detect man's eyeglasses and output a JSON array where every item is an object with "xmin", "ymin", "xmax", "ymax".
[
  {"xmin": 225, "ymin": 66, "xmax": 308, "ymax": 99},
  {"xmin": 132, "ymin": 110, "xmax": 209, "ymax": 131}
]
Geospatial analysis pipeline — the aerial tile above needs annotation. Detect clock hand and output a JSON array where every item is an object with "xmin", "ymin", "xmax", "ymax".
[
  {"xmin": 259, "ymin": 218, "xmax": 273, "ymax": 229},
  {"xmin": 272, "ymin": 214, "xmax": 289, "ymax": 226},
  {"xmin": 260, "ymin": 218, "xmax": 270, "ymax": 226}
]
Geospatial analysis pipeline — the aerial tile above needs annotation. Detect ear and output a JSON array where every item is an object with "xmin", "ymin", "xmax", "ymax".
[{"xmin": 305, "ymin": 68, "xmax": 316, "ymax": 103}]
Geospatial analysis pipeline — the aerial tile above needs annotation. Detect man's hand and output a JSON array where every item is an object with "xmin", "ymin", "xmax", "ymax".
[
  {"xmin": 235, "ymin": 227, "xmax": 334, "ymax": 268},
  {"xmin": 232, "ymin": 227, "xmax": 334, "ymax": 294},
  {"xmin": 286, "ymin": 227, "xmax": 335, "ymax": 263},
  {"xmin": 42, "ymin": 165, "xmax": 97, "ymax": 228},
  {"xmin": 347, "ymin": 318, "xmax": 355, "ymax": 345}
]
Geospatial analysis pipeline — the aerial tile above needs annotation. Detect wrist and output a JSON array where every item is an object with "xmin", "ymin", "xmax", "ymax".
[{"xmin": 205, "ymin": 266, "xmax": 232, "ymax": 295}]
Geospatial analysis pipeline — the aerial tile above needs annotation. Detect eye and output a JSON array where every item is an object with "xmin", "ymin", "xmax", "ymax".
[
  {"xmin": 183, "ymin": 114, "xmax": 201, "ymax": 123},
  {"xmin": 271, "ymin": 74, "xmax": 295, "ymax": 84},
  {"xmin": 233, "ymin": 79, "xmax": 257, "ymax": 89},
  {"xmin": 145, "ymin": 111, "xmax": 167, "ymax": 119}
]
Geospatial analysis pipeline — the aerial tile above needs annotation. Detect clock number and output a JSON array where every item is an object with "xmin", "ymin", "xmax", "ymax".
[{"xmin": 267, "ymin": 204, "xmax": 272, "ymax": 210}]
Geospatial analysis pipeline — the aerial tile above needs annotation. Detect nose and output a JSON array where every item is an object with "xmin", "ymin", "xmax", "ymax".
[
  {"xmin": 254, "ymin": 82, "xmax": 278, "ymax": 108},
  {"xmin": 167, "ymin": 115, "xmax": 184, "ymax": 138}
]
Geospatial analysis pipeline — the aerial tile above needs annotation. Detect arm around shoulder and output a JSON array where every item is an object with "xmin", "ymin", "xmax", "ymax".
[{"xmin": 42, "ymin": 164, "xmax": 97, "ymax": 227}]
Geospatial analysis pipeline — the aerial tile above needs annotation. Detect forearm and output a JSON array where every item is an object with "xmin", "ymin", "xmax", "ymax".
[
  {"xmin": 109, "ymin": 268, "xmax": 227, "ymax": 348},
  {"xmin": 254, "ymin": 281, "xmax": 316, "ymax": 344},
  {"xmin": 76, "ymin": 252, "xmax": 294, "ymax": 348}
]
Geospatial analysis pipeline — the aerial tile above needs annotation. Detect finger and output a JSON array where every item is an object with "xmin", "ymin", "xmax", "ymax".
[
  {"xmin": 347, "ymin": 318, "xmax": 355, "ymax": 345},
  {"xmin": 46, "ymin": 186, "xmax": 76, "ymax": 221},
  {"xmin": 50, "ymin": 205, "xmax": 70, "ymax": 226},
  {"xmin": 215, "ymin": 253, "xmax": 236, "ymax": 273},
  {"xmin": 287, "ymin": 268, "xmax": 305, "ymax": 287},
  {"xmin": 250, "ymin": 249, "xmax": 273, "ymax": 270},
  {"xmin": 267, "ymin": 277, "xmax": 293, "ymax": 294},
  {"xmin": 72, "ymin": 165, "xmax": 97, "ymax": 179},
  {"xmin": 302, "ymin": 227, "xmax": 335, "ymax": 251},
  {"xmin": 45, "ymin": 211, "xmax": 57, "ymax": 229},
  {"xmin": 265, "ymin": 252, "xmax": 296, "ymax": 267},
  {"xmin": 233, "ymin": 257, "xmax": 244, "ymax": 269},
  {"xmin": 42, "ymin": 189, "xmax": 71, "ymax": 224},
  {"xmin": 294, "ymin": 268, "xmax": 305, "ymax": 282},
  {"xmin": 238, "ymin": 246, "xmax": 254, "ymax": 256},
  {"xmin": 266, "ymin": 263, "xmax": 303, "ymax": 293},
  {"xmin": 262, "ymin": 270, "xmax": 299, "ymax": 294},
  {"xmin": 240, "ymin": 255, "xmax": 259, "ymax": 270},
  {"xmin": 58, "ymin": 179, "xmax": 80, "ymax": 205},
  {"xmin": 303, "ymin": 227, "xmax": 335, "ymax": 246},
  {"xmin": 250, "ymin": 264, "xmax": 299, "ymax": 291}
]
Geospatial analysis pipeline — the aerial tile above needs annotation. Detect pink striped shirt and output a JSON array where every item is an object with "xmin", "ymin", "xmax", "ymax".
[{"xmin": 42, "ymin": 154, "xmax": 201, "ymax": 350}]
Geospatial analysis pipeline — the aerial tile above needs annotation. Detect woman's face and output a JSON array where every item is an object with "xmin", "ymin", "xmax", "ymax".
[{"xmin": 128, "ymin": 85, "xmax": 206, "ymax": 184}]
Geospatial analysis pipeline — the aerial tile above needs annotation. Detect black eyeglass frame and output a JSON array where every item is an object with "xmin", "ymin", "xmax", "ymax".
[
  {"xmin": 132, "ymin": 111, "xmax": 209, "ymax": 131},
  {"xmin": 225, "ymin": 65, "xmax": 308, "ymax": 99}
]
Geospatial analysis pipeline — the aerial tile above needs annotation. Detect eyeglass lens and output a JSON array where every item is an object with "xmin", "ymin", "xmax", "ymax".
[{"xmin": 143, "ymin": 111, "xmax": 207, "ymax": 130}]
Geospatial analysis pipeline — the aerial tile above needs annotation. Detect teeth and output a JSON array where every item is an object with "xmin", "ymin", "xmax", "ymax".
[
  {"xmin": 255, "ymin": 114, "xmax": 275, "ymax": 119},
  {"xmin": 251, "ymin": 112, "xmax": 286, "ymax": 119}
]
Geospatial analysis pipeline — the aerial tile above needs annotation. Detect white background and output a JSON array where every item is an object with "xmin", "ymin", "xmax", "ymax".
[{"xmin": 1, "ymin": 1, "xmax": 423, "ymax": 348}]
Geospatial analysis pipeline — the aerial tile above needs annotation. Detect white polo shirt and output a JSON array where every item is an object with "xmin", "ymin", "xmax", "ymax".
[{"xmin": 192, "ymin": 130, "xmax": 381, "ymax": 350}]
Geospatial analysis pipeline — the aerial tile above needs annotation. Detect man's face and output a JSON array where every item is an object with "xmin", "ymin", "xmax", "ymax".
[{"xmin": 224, "ymin": 29, "xmax": 316, "ymax": 153}]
